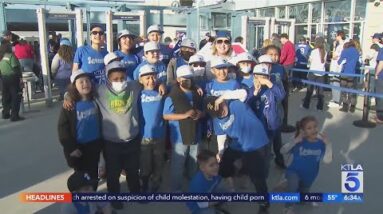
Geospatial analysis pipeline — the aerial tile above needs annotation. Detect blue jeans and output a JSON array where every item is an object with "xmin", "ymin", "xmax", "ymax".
[
  {"xmin": 170, "ymin": 143, "xmax": 199, "ymax": 192},
  {"xmin": 375, "ymin": 79, "xmax": 383, "ymax": 120}
]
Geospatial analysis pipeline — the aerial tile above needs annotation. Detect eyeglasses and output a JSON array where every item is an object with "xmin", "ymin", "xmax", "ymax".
[
  {"xmin": 91, "ymin": 31, "xmax": 104, "ymax": 36},
  {"xmin": 216, "ymin": 39, "xmax": 230, "ymax": 45}
]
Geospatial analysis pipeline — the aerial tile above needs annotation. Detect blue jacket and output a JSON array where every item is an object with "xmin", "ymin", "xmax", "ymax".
[
  {"xmin": 247, "ymin": 81, "xmax": 285, "ymax": 131},
  {"xmin": 338, "ymin": 47, "xmax": 360, "ymax": 75}
]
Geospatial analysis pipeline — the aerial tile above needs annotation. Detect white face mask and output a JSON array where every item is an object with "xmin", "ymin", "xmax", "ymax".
[
  {"xmin": 192, "ymin": 66, "xmax": 205, "ymax": 76},
  {"xmin": 240, "ymin": 66, "xmax": 252, "ymax": 74},
  {"xmin": 111, "ymin": 81, "xmax": 127, "ymax": 93}
]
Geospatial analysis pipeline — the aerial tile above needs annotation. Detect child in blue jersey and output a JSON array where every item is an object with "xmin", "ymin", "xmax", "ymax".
[
  {"xmin": 138, "ymin": 64, "xmax": 165, "ymax": 192},
  {"xmin": 58, "ymin": 69, "xmax": 102, "ymax": 187},
  {"xmin": 133, "ymin": 41, "xmax": 167, "ymax": 95},
  {"xmin": 187, "ymin": 150, "xmax": 229, "ymax": 214},
  {"xmin": 114, "ymin": 29, "xmax": 141, "ymax": 80},
  {"xmin": 233, "ymin": 52, "xmax": 256, "ymax": 90},
  {"xmin": 73, "ymin": 25, "xmax": 108, "ymax": 85},
  {"xmin": 163, "ymin": 65, "xmax": 205, "ymax": 192},
  {"xmin": 281, "ymin": 116, "xmax": 332, "ymax": 214},
  {"xmin": 205, "ymin": 97, "xmax": 270, "ymax": 214}
]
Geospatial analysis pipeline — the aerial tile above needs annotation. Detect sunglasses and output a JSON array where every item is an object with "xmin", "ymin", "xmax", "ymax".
[
  {"xmin": 191, "ymin": 63, "xmax": 206, "ymax": 67},
  {"xmin": 91, "ymin": 31, "xmax": 104, "ymax": 36},
  {"xmin": 216, "ymin": 39, "xmax": 230, "ymax": 45}
]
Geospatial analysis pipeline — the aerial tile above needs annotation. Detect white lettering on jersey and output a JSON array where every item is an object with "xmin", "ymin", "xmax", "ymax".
[{"xmin": 219, "ymin": 114, "xmax": 235, "ymax": 131}]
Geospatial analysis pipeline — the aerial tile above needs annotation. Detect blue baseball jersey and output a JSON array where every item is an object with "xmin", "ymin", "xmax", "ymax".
[
  {"xmin": 377, "ymin": 48, "xmax": 383, "ymax": 80},
  {"xmin": 205, "ymin": 79, "xmax": 240, "ymax": 96},
  {"xmin": 140, "ymin": 90, "xmax": 165, "ymax": 139},
  {"xmin": 338, "ymin": 47, "xmax": 360, "ymax": 74},
  {"xmin": 163, "ymin": 92, "xmax": 203, "ymax": 144},
  {"xmin": 286, "ymin": 138, "xmax": 326, "ymax": 187},
  {"xmin": 75, "ymin": 101, "xmax": 100, "ymax": 143},
  {"xmin": 238, "ymin": 75, "xmax": 254, "ymax": 89},
  {"xmin": 114, "ymin": 50, "xmax": 141, "ymax": 80},
  {"xmin": 133, "ymin": 61, "xmax": 167, "ymax": 83},
  {"xmin": 295, "ymin": 43, "xmax": 311, "ymax": 65},
  {"xmin": 73, "ymin": 45, "xmax": 108, "ymax": 84},
  {"xmin": 187, "ymin": 171, "xmax": 222, "ymax": 214},
  {"xmin": 213, "ymin": 100, "xmax": 269, "ymax": 152}
]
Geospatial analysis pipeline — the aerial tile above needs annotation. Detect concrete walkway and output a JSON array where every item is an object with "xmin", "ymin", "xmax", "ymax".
[{"xmin": 0, "ymin": 90, "xmax": 380, "ymax": 214}]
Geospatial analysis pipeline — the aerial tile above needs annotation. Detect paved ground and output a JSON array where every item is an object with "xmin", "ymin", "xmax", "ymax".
[{"xmin": 0, "ymin": 90, "xmax": 381, "ymax": 214}]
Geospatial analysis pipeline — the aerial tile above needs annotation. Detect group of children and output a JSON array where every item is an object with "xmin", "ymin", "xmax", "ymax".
[{"xmin": 57, "ymin": 30, "xmax": 333, "ymax": 214}]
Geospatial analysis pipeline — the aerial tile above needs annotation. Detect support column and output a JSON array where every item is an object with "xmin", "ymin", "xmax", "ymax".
[
  {"xmin": 75, "ymin": 8, "xmax": 84, "ymax": 47},
  {"xmin": 105, "ymin": 10, "xmax": 113, "ymax": 53},
  {"xmin": 86, "ymin": 8, "xmax": 91, "ymax": 45},
  {"xmin": 0, "ymin": 3, "xmax": 7, "ymax": 33}
]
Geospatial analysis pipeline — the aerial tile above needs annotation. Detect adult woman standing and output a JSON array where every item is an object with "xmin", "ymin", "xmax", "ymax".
[
  {"xmin": 73, "ymin": 25, "xmax": 108, "ymax": 85},
  {"xmin": 51, "ymin": 39, "xmax": 73, "ymax": 100},
  {"xmin": 302, "ymin": 38, "xmax": 327, "ymax": 111}
]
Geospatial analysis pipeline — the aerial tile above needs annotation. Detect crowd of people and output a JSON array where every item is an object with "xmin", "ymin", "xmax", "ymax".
[{"xmin": 1, "ymin": 23, "xmax": 383, "ymax": 214}]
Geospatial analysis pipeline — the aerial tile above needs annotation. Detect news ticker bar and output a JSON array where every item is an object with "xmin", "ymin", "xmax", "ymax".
[{"xmin": 19, "ymin": 192, "xmax": 363, "ymax": 203}]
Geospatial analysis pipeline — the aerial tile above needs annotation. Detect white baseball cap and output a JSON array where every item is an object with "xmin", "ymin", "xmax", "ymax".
[
  {"xmin": 235, "ymin": 52, "xmax": 255, "ymax": 64},
  {"xmin": 139, "ymin": 64, "xmax": 157, "ymax": 77},
  {"xmin": 189, "ymin": 54, "xmax": 206, "ymax": 65},
  {"xmin": 147, "ymin": 25, "xmax": 164, "ymax": 35},
  {"xmin": 253, "ymin": 64, "xmax": 270, "ymax": 76},
  {"xmin": 106, "ymin": 61, "xmax": 125, "ymax": 75},
  {"xmin": 144, "ymin": 41, "xmax": 160, "ymax": 52},
  {"xmin": 181, "ymin": 38, "xmax": 197, "ymax": 50},
  {"xmin": 176, "ymin": 65, "xmax": 193, "ymax": 78},
  {"xmin": 104, "ymin": 52, "xmax": 120, "ymax": 65},
  {"xmin": 70, "ymin": 69, "xmax": 89, "ymax": 83},
  {"xmin": 117, "ymin": 29, "xmax": 136, "ymax": 40},
  {"xmin": 210, "ymin": 57, "xmax": 232, "ymax": 69},
  {"xmin": 258, "ymin": 54, "xmax": 273, "ymax": 64}
]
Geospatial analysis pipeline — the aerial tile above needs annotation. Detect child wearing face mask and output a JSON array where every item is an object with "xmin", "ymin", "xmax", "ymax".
[
  {"xmin": 234, "ymin": 52, "xmax": 256, "ymax": 89},
  {"xmin": 189, "ymin": 54, "xmax": 208, "ymax": 90},
  {"xmin": 167, "ymin": 38, "xmax": 197, "ymax": 85},
  {"xmin": 138, "ymin": 64, "xmax": 166, "ymax": 192},
  {"xmin": 63, "ymin": 60, "xmax": 142, "ymax": 210},
  {"xmin": 163, "ymin": 65, "xmax": 205, "ymax": 192},
  {"xmin": 58, "ymin": 70, "xmax": 102, "ymax": 190},
  {"xmin": 281, "ymin": 116, "xmax": 332, "ymax": 214}
]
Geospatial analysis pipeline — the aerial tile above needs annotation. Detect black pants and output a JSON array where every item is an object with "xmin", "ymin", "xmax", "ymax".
[
  {"xmin": 270, "ymin": 129, "xmax": 283, "ymax": 163},
  {"xmin": 1, "ymin": 75, "xmax": 22, "ymax": 119},
  {"xmin": 140, "ymin": 139, "xmax": 164, "ymax": 192},
  {"xmin": 303, "ymin": 73, "xmax": 325, "ymax": 110},
  {"xmin": 294, "ymin": 64, "xmax": 307, "ymax": 88},
  {"xmin": 105, "ymin": 139, "xmax": 141, "ymax": 193},
  {"xmin": 65, "ymin": 139, "xmax": 102, "ymax": 189},
  {"xmin": 219, "ymin": 145, "xmax": 269, "ymax": 194},
  {"xmin": 340, "ymin": 77, "xmax": 357, "ymax": 106}
]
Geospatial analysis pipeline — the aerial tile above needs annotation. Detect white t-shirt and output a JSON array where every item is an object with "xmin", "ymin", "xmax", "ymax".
[
  {"xmin": 330, "ymin": 40, "xmax": 345, "ymax": 74},
  {"xmin": 309, "ymin": 49, "xmax": 327, "ymax": 76}
]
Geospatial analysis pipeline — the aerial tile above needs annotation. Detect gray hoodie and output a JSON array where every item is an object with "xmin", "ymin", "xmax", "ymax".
[{"xmin": 96, "ymin": 81, "xmax": 141, "ymax": 143}]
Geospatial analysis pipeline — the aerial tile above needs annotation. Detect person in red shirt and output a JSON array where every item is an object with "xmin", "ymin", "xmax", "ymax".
[
  {"xmin": 14, "ymin": 39, "xmax": 34, "ymax": 73},
  {"xmin": 280, "ymin": 33, "xmax": 297, "ymax": 90}
]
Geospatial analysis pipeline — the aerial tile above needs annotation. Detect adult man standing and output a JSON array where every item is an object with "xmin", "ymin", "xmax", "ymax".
[
  {"xmin": 280, "ymin": 34, "xmax": 296, "ymax": 86},
  {"xmin": 295, "ymin": 37, "xmax": 311, "ymax": 90},
  {"xmin": 374, "ymin": 47, "xmax": 383, "ymax": 123},
  {"xmin": 328, "ymin": 30, "xmax": 346, "ymax": 108}
]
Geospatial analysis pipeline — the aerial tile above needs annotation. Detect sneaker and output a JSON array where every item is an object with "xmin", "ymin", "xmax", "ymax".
[
  {"xmin": 349, "ymin": 105, "xmax": 356, "ymax": 113},
  {"xmin": 300, "ymin": 104, "xmax": 309, "ymax": 110},
  {"xmin": 283, "ymin": 207, "xmax": 295, "ymax": 214},
  {"xmin": 328, "ymin": 101, "xmax": 339, "ymax": 108},
  {"xmin": 339, "ymin": 104, "xmax": 349, "ymax": 113},
  {"xmin": 2, "ymin": 114, "xmax": 10, "ymax": 119}
]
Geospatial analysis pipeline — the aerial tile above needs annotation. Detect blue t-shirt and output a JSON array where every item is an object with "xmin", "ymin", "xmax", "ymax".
[
  {"xmin": 213, "ymin": 101, "xmax": 269, "ymax": 152},
  {"xmin": 295, "ymin": 43, "xmax": 311, "ymax": 65},
  {"xmin": 140, "ymin": 90, "xmax": 165, "ymax": 139},
  {"xmin": 238, "ymin": 75, "xmax": 254, "ymax": 89},
  {"xmin": 287, "ymin": 138, "xmax": 326, "ymax": 187},
  {"xmin": 187, "ymin": 171, "xmax": 222, "ymax": 214},
  {"xmin": 271, "ymin": 63, "xmax": 285, "ymax": 82},
  {"xmin": 338, "ymin": 47, "xmax": 360, "ymax": 75},
  {"xmin": 377, "ymin": 48, "xmax": 383, "ymax": 80},
  {"xmin": 73, "ymin": 45, "xmax": 108, "ymax": 84},
  {"xmin": 133, "ymin": 61, "xmax": 167, "ymax": 83},
  {"xmin": 114, "ymin": 50, "xmax": 141, "ymax": 80},
  {"xmin": 163, "ymin": 92, "xmax": 203, "ymax": 144},
  {"xmin": 205, "ymin": 79, "xmax": 240, "ymax": 96},
  {"xmin": 76, "ymin": 101, "xmax": 100, "ymax": 143}
]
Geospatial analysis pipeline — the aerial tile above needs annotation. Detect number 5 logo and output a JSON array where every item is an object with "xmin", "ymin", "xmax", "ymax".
[{"xmin": 344, "ymin": 172, "xmax": 360, "ymax": 192}]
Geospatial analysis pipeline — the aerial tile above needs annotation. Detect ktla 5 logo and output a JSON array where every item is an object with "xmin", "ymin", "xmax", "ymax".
[{"xmin": 341, "ymin": 164, "xmax": 363, "ymax": 193}]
